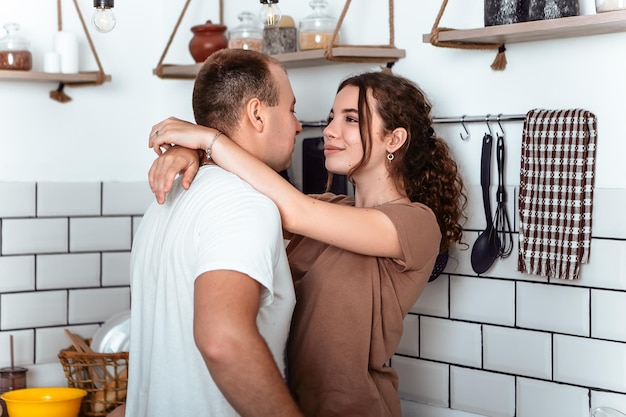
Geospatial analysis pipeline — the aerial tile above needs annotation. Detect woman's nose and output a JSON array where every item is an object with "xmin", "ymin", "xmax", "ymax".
[{"xmin": 323, "ymin": 122, "xmax": 336, "ymax": 139}]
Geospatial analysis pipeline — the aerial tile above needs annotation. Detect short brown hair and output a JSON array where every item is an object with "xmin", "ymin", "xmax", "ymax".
[{"xmin": 192, "ymin": 49, "xmax": 283, "ymax": 137}]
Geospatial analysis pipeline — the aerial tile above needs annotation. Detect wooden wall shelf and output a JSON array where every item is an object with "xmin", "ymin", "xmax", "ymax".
[
  {"xmin": 154, "ymin": 46, "xmax": 406, "ymax": 79},
  {"xmin": 422, "ymin": 10, "xmax": 626, "ymax": 45},
  {"xmin": 0, "ymin": 70, "xmax": 112, "ymax": 84}
]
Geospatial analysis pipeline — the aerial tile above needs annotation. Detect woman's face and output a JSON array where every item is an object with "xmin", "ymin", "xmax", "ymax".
[{"xmin": 323, "ymin": 85, "xmax": 387, "ymax": 177}]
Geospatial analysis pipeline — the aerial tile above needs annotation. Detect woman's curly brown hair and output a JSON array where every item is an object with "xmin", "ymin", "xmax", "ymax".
[{"xmin": 336, "ymin": 71, "xmax": 467, "ymax": 252}]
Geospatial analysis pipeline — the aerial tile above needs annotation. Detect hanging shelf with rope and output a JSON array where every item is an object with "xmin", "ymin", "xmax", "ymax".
[
  {"xmin": 0, "ymin": 0, "xmax": 112, "ymax": 102},
  {"xmin": 424, "ymin": 1, "xmax": 626, "ymax": 70},
  {"xmin": 153, "ymin": 0, "xmax": 406, "ymax": 80}
]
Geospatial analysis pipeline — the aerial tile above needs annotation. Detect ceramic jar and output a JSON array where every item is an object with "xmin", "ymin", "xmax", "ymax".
[{"xmin": 189, "ymin": 20, "xmax": 228, "ymax": 63}]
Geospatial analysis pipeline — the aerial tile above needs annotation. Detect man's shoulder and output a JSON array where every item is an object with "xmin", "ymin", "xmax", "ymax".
[{"xmin": 193, "ymin": 167, "xmax": 279, "ymax": 211}]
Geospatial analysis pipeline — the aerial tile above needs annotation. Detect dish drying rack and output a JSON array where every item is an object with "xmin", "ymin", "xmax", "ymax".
[{"xmin": 58, "ymin": 330, "xmax": 128, "ymax": 417}]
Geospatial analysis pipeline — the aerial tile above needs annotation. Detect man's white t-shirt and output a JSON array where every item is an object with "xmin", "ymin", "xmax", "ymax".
[{"xmin": 125, "ymin": 165, "xmax": 295, "ymax": 417}]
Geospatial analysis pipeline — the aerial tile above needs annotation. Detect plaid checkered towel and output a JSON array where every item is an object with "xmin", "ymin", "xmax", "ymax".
[{"xmin": 518, "ymin": 109, "xmax": 597, "ymax": 280}]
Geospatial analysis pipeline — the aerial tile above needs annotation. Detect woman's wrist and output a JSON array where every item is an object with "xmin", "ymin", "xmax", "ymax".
[
  {"xmin": 204, "ymin": 131, "xmax": 223, "ymax": 161},
  {"xmin": 199, "ymin": 130, "xmax": 223, "ymax": 165}
]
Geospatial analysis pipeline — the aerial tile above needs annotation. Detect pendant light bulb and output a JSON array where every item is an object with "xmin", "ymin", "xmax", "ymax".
[
  {"xmin": 92, "ymin": 0, "xmax": 116, "ymax": 33},
  {"xmin": 259, "ymin": 0, "xmax": 281, "ymax": 27}
]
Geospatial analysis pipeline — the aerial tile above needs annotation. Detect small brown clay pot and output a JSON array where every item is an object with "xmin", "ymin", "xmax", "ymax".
[{"xmin": 189, "ymin": 20, "xmax": 228, "ymax": 63}]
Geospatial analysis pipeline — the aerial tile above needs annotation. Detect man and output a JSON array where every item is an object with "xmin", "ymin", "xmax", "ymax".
[{"xmin": 123, "ymin": 49, "xmax": 303, "ymax": 417}]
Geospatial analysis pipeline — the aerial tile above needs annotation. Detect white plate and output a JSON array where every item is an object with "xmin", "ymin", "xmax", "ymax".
[{"xmin": 91, "ymin": 310, "xmax": 131, "ymax": 353}]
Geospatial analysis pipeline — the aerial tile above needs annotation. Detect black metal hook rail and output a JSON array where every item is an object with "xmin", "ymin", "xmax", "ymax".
[
  {"xmin": 300, "ymin": 120, "xmax": 327, "ymax": 129},
  {"xmin": 300, "ymin": 114, "xmax": 527, "ymax": 129},
  {"xmin": 432, "ymin": 114, "xmax": 526, "ymax": 124}
]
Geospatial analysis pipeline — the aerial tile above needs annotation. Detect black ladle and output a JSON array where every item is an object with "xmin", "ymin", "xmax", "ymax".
[{"xmin": 471, "ymin": 131, "xmax": 501, "ymax": 274}]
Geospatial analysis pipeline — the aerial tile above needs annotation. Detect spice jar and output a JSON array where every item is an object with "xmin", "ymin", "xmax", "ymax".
[
  {"xmin": 228, "ymin": 12, "xmax": 264, "ymax": 52},
  {"xmin": 0, "ymin": 23, "xmax": 32, "ymax": 71},
  {"xmin": 299, "ymin": 0, "xmax": 340, "ymax": 51},
  {"xmin": 263, "ymin": 15, "xmax": 297, "ymax": 55},
  {"xmin": 527, "ymin": 0, "xmax": 579, "ymax": 20},
  {"xmin": 0, "ymin": 366, "xmax": 28, "ymax": 416},
  {"xmin": 484, "ymin": 0, "xmax": 528, "ymax": 26}
]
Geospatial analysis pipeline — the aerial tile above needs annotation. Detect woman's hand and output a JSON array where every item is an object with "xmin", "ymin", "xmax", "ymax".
[
  {"xmin": 149, "ymin": 146, "xmax": 202, "ymax": 204},
  {"xmin": 148, "ymin": 117, "xmax": 223, "ymax": 204},
  {"xmin": 149, "ymin": 117, "xmax": 217, "ymax": 154}
]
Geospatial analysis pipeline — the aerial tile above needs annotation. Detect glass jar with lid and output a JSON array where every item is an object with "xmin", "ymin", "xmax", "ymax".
[
  {"xmin": 0, "ymin": 23, "xmax": 32, "ymax": 71},
  {"xmin": 228, "ymin": 11, "xmax": 264, "ymax": 52},
  {"xmin": 298, "ymin": 0, "xmax": 340, "ymax": 51},
  {"xmin": 596, "ymin": 0, "xmax": 626, "ymax": 12}
]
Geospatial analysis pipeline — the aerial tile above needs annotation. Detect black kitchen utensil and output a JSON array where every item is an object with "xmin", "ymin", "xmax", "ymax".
[
  {"xmin": 495, "ymin": 130, "xmax": 513, "ymax": 258},
  {"xmin": 471, "ymin": 132, "xmax": 501, "ymax": 274}
]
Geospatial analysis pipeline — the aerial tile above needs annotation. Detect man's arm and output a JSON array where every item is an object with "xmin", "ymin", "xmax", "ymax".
[{"xmin": 194, "ymin": 270, "xmax": 303, "ymax": 417}]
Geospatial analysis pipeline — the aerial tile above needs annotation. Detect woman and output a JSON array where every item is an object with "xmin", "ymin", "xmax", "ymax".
[{"xmin": 148, "ymin": 71, "xmax": 466, "ymax": 417}]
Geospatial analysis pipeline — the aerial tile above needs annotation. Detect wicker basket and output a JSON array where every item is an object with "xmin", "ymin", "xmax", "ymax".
[{"xmin": 58, "ymin": 342, "xmax": 129, "ymax": 417}]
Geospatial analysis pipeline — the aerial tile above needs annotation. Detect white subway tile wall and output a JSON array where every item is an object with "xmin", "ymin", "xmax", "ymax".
[
  {"xmin": 553, "ymin": 335, "xmax": 626, "ymax": 392},
  {"xmin": 393, "ymin": 187, "xmax": 626, "ymax": 416},
  {"xmin": 0, "ymin": 255, "xmax": 35, "ymax": 292},
  {"xmin": 516, "ymin": 282, "xmax": 590, "ymax": 336},
  {"xmin": 450, "ymin": 366, "xmax": 515, "ymax": 417},
  {"xmin": 37, "ymin": 182, "xmax": 101, "ymax": 217},
  {"xmin": 102, "ymin": 182, "xmax": 154, "ymax": 215},
  {"xmin": 69, "ymin": 217, "xmax": 132, "ymax": 252},
  {"xmin": 102, "ymin": 252, "xmax": 132, "ymax": 286},
  {"xmin": 1, "ymin": 291, "xmax": 67, "ymax": 329},
  {"xmin": 1, "ymin": 181, "xmax": 626, "ymax": 417},
  {"xmin": 516, "ymin": 378, "xmax": 589, "ymax": 417},
  {"xmin": 2, "ymin": 218, "xmax": 68, "ymax": 254},
  {"xmin": 482, "ymin": 325, "xmax": 552, "ymax": 379},
  {"xmin": 394, "ymin": 355, "xmax": 450, "ymax": 406},
  {"xmin": 0, "ymin": 182, "xmax": 36, "ymax": 218},
  {"xmin": 36, "ymin": 253, "xmax": 100, "ymax": 290},
  {"xmin": 591, "ymin": 290, "xmax": 626, "ymax": 342},
  {"xmin": 450, "ymin": 276, "xmax": 515, "ymax": 325},
  {"xmin": 68, "ymin": 287, "xmax": 130, "ymax": 324},
  {"xmin": 0, "ymin": 182, "xmax": 141, "ymax": 387},
  {"xmin": 420, "ymin": 317, "xmax": 482, "ymax": 367}
]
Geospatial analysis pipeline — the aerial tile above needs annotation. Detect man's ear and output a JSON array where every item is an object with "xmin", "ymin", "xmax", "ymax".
[
  {"xmin": 245, "ymin": 98, "xmax": 264, "ymax": 132},
  {"xmin": 387, "ymin": 127, "xmax": 408, "ymax": 153}
]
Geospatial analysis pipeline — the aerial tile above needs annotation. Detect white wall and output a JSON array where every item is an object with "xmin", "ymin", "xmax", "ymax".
[
  {"xmin": 2, "ymin": 0, "xmax": 622, "ymax": 187},
  {"xmin": 2, "ymin": 1, "xmax": 626, "ymax": 417}
]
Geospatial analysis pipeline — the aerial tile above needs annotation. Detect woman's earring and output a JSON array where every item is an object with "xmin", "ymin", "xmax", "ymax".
[{"xmin": 387, "ymin": 152, "xmax": 395, "ymax": 162}]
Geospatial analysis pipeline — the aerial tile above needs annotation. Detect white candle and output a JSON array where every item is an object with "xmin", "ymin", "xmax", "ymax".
[
  {"xmin": 43, "ymin": 52, "xmax": 61, "ymax": 73},
  {"xmin": 54, "ymin": 31, "xmax": 79, "ymax": 74}
]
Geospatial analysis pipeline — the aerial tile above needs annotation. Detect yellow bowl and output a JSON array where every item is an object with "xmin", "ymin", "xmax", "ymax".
[{"xmin": 1, "ymin": 387, "xmax": 87, "ymax": 417}]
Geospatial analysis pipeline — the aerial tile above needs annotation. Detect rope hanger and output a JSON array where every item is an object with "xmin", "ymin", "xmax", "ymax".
[
  {"xmin": 323, "ymin": 0, "xmax": 399, "ymax": 66},
  {"xmin": 51, "ymin": 0, "xmax": 108, "ymax": 102},
  {"xmin": 429, "ymin": 0, "xmax": 507, "ymax": 70}
]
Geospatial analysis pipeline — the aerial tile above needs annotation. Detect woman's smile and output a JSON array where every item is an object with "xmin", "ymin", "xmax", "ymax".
[{"xmin": 323, "ymin": 145, "xmax": 343, "ymax": 156}]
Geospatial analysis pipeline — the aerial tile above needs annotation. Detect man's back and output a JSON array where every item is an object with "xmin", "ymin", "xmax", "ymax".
[{"xmin": 126, "ymin": 165, "xmax": 295, "ymax": 417}]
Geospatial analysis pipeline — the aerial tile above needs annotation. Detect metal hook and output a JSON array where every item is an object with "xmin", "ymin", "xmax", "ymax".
[
  {"xmin": 460, "ymin": 115, "xmax": 470, "ymax": 141},
  {"xmin": 496, "ymin": 113, "xmax": 505, "ymax": 137},
  {"xmin": 485, "ymin": 114, "xmax": 493, "ymax": 137}
]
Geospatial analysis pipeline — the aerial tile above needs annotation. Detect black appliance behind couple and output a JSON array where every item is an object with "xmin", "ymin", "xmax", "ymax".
[
  {"xmin": 301, "ymin": 137, "xmax": 347, "ymax": 195},
  {"xmin": 281, "ymin": 137, "xmax": 347, "ymax": 195}
]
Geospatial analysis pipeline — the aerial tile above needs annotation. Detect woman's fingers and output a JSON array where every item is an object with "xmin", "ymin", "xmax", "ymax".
[{"xmin": 148, "ymin": 146, "xmax": 200, "ymax": 204}]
